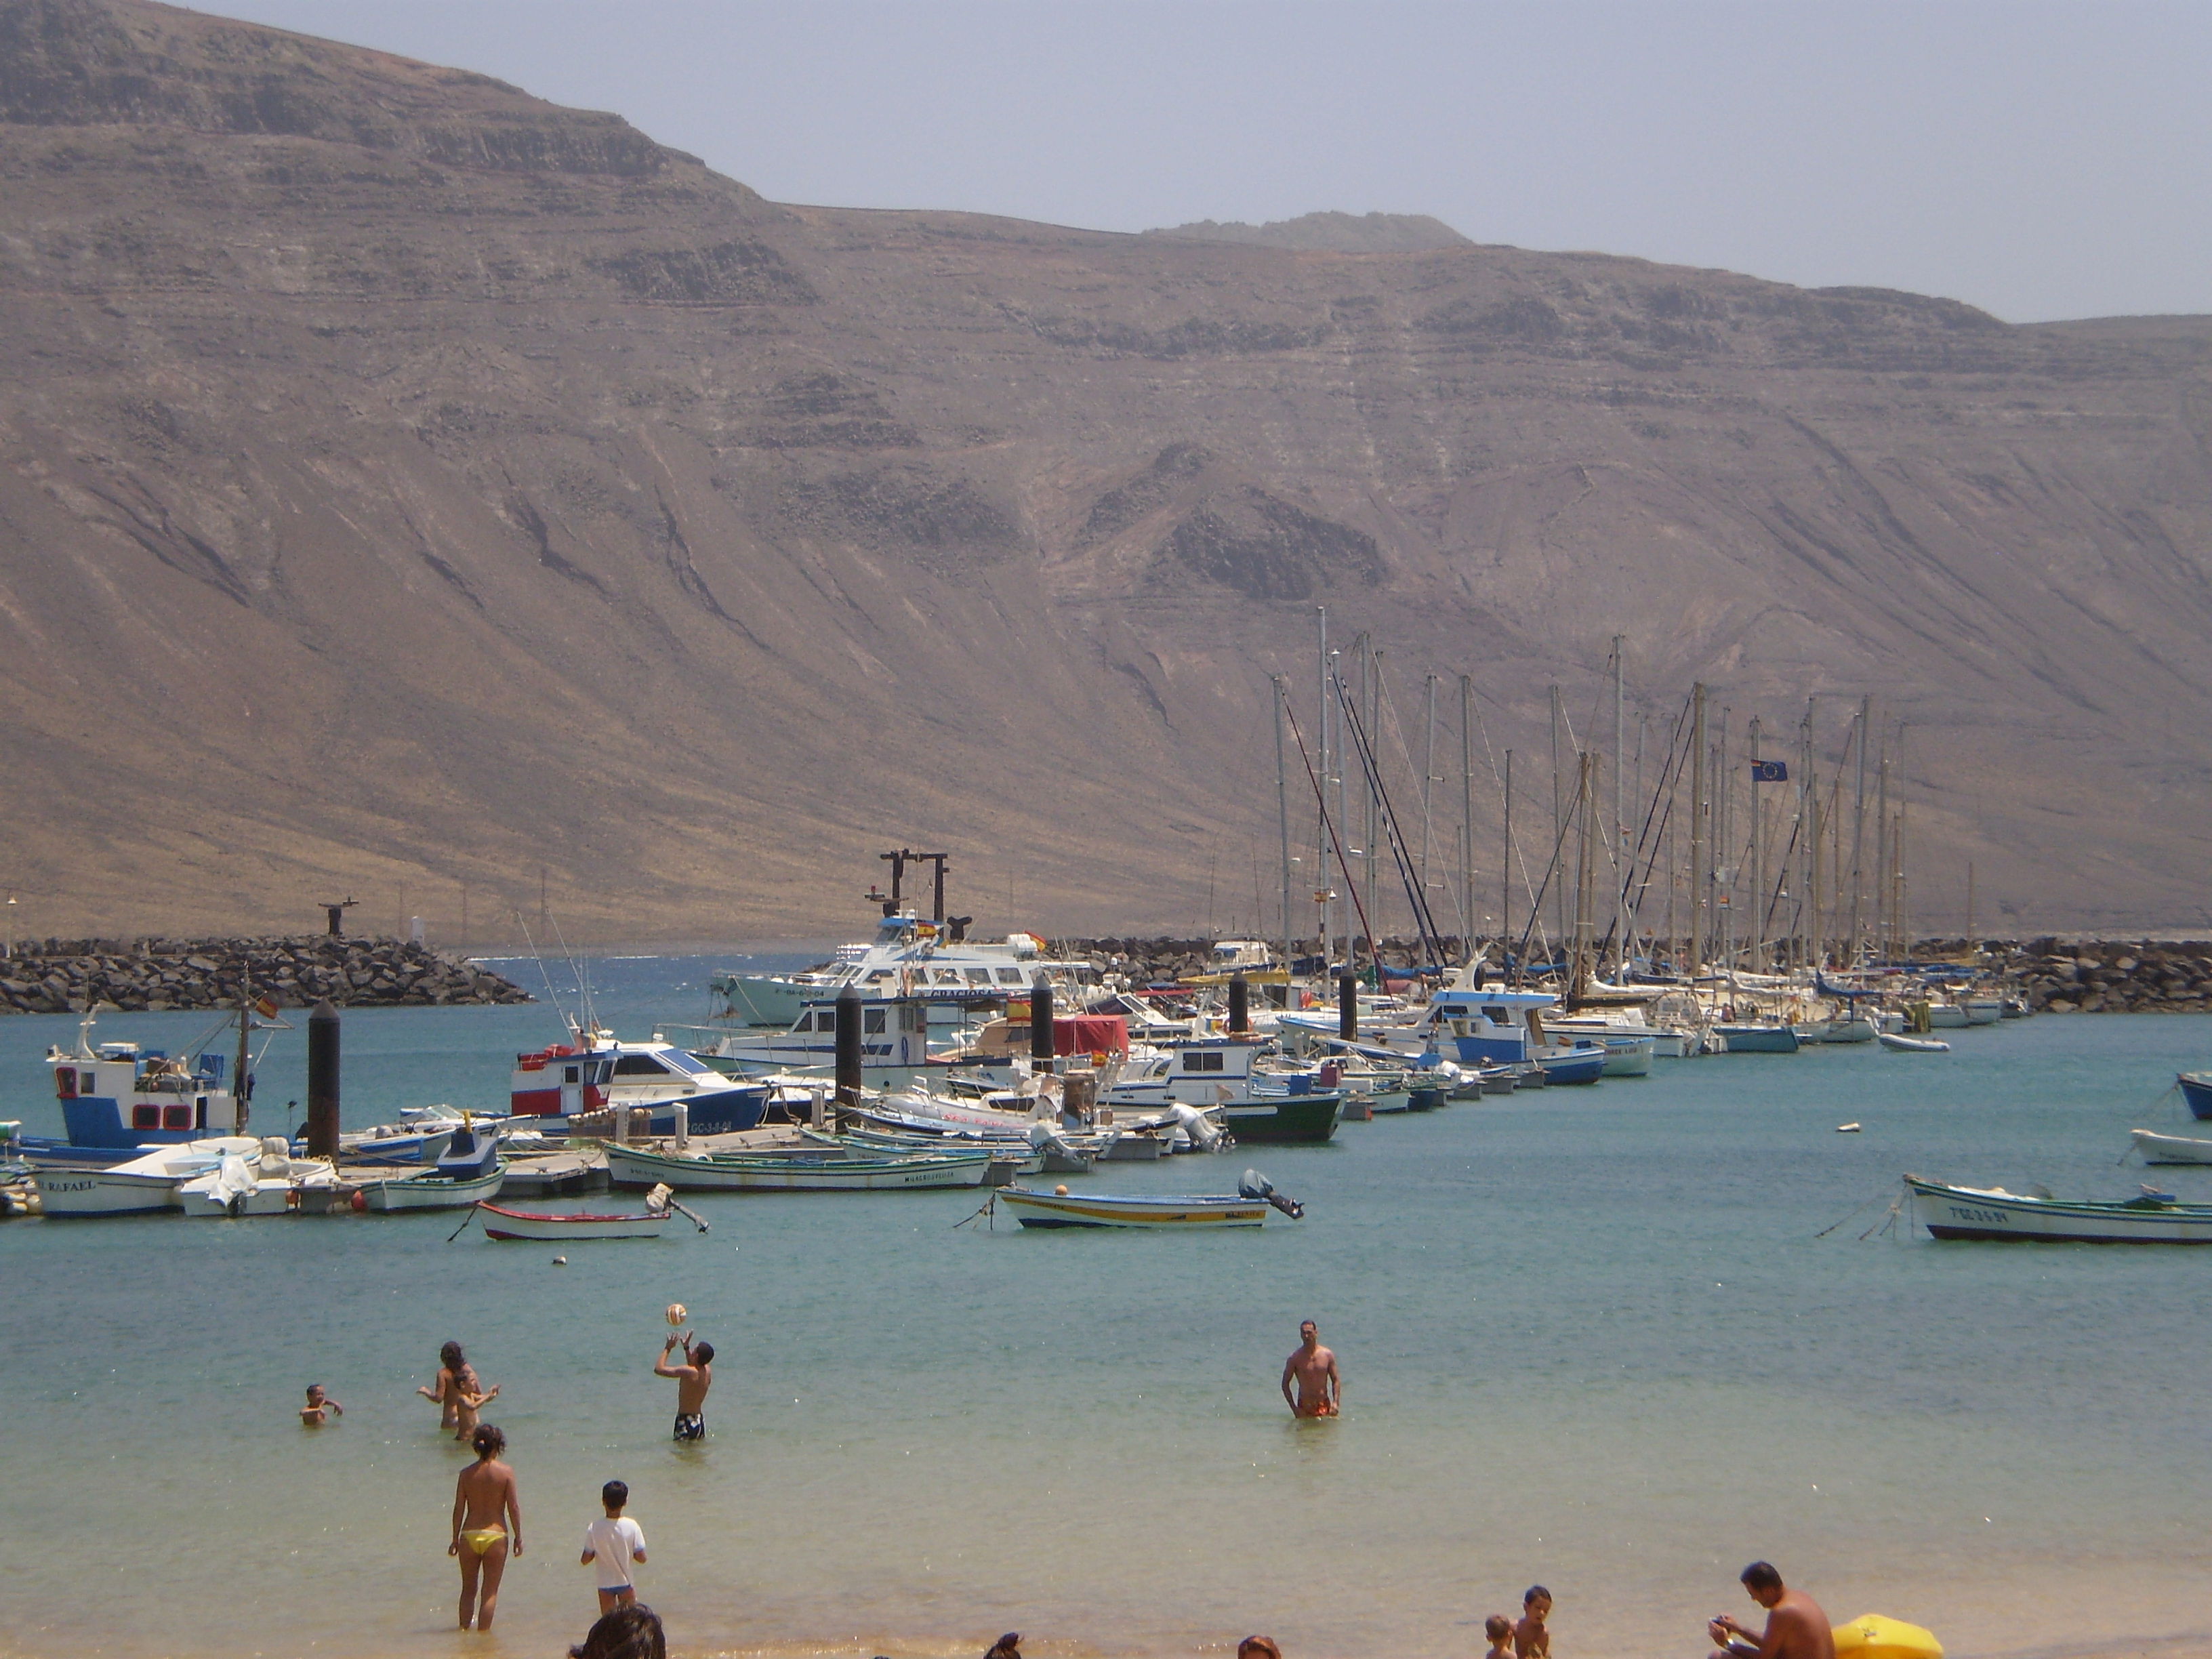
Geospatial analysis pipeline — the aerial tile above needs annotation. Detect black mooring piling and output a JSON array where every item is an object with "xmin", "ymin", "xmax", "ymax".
[
  {"xmin": 834, "ymin": 984, "xmax": 863, "ymax": 1104},
  {"xmin": 1229, "ymin": 972, "xmax": 1250, "ymax": 1034},
  {"xmin": 1338, "ymin": 970, "xmax": 1358, "ymax": 1042},
  {"xmin": 1030, "ymin": 975, "xmax": 1056, "ymax": 1073},
  {"xmin": 306, "ymin": 999, "xmax": 340, "ymax": 1158}
]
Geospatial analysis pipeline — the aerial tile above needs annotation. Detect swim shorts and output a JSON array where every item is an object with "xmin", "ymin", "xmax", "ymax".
[{"xmin": 673, "ymin": 1412, "xmax": 705, "ymax": 1441}]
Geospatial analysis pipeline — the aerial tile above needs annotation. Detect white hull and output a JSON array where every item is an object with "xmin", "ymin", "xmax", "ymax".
[
  {"xmin": 33, "ymin": 1137, "xmax": 263, "ymax": 1217},
  {"xmin": 1808, "ymin": 1017, "xmax": 1878, "ymax": 1044},
  {"xmin": 1926, "ymin": 1004, "xmax": 1969, "ymax": 1028},
  {"xmin": 1879, "ymin": 1032, "xmax": 1951, "ymax": 1053},
  {"xmin": 2131, "ymin": 1130, "xmax": 2212, "ymax": 1165},
  {"xmin": 361, "ymin": 1166, "xmax": 508, "ymax": 1211},
  {"xmin": 1910, "ymin": 1176, "xmax": 2212, "ymax": 1243},
  {"xmin": 176, "ymin": 1178, "xmax": 304, "ymax": 1218},
  {"xmin": 1597, "ymin": 1037, "xmax": 1656, "ymax": 1077},
  {"xmin": 35, "ymin": 1166, "xmax": 184, "ymax": 1216},
  {"xmin": 607, "ymin": 1142, "xmax": 990, "ymax": 1191}
]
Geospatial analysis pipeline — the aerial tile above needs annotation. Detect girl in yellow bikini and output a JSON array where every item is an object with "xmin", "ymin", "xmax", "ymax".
[{"xmin": 449, "ymin": 1423, "xmax": 523, "ymax": 1631}]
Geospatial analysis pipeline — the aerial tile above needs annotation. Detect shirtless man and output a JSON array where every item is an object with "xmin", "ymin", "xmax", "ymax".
[
  {"xmin": 1709, "ymin": 1561, "xmax": 1833, "ymax": 1659},
  {"xmin": 654, "ymin": 1332, "xmax": 714, "ymax": 1442},
  {"xmin": 449, "ymin": 1423, "xmax": 524, "ymax": 1631},
  {"xmin": 1279, "ymin": 1319, "xmax": 1340, "ymax": 1418}
]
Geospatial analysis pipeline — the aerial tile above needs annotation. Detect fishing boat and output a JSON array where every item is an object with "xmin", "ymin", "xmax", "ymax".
[
  {"xmin": 24, "ymin": 1008, "xmax": 262, "ymax": 1164},
  {"xmin": 476, "ymin": 1201, "xmax": 693, "ymax": 1242},
  {"xmin": 605, "ymin": 1139, "xmax": 993, "ymax": 1191},
  {"xmin": 1715, "ymin": 1021, "xmax": 1801, "ymax": 1054},
  {"xmin": 1101, "ymin": 1038, "xmax": 1343, "ymax": 1140},
  {"xmin": 356, "ymin": 1129, "xmax": 508, "ymax": 1212},
  {"xmin": 1906, "ymin": 1174, "xmax": 2212, "ymax": 1243},
  {"xmin": 509, "ymin": 1027, "xmax": 769, "ymax": 1135},
  {"xmin": 2129, "ymin": 1129, "xmax": 2212, "ymax": 1165},
  {"xmin": 34, "ymin": 1136, "xmax": 265, "ymax": 1217},
  {"xmin": 1290, "ymin": 983, "xmax": 1608, "ymax": 1086},
  {"xmin": 336, "ymin": 1105, "xmax": 467, "ymax": 1166},
  {"xmin": 994, "ymin": 1170, "xmax": 1303, "ymax": 1229},
  {"xmin": 2175, "ymin": 1071, "xmax": 2212, "ymax": 1120}
]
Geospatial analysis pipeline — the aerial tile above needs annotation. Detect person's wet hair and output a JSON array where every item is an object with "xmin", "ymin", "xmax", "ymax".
[
  {"xmin": 602, "ymin": 1480, "xmax": 628, "ymax": 1508},
  {"xmin": 441, "ymin": 1341, "xmax": 466, "ymax": 1370},
  {"xmin": 1524, "ymin": 1586, "xmax": 1551, "ymax": 1607},
  {"xmin": 1740, "ymin": 1561, "xmax": 1783, "ymax": 1593},
  {"xmin": 472, "ymin": 1423, "xmax": 506, "ymax": 1458},
  {"xmin": 569, "ymin": 1602, "xmax": 665, "ymax": 1659},
  {"xmin": 1237, "ymin": 1639, "xmax": 1282, "ymax": 1659},
  {"xmin": 984, "ymin": 1634, "xmax": 1021, "ymax": 1659},
  {"xmin": 691, "ymin": 1341, "xmax": 714, "ymax": 1367},
  {"xmin": 1486, "ymin": 1616, "xmax": 1514, "ymax": 1641}
]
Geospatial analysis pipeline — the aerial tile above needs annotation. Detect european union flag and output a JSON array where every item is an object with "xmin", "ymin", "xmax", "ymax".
[{"xmin": 1750, "ymin": 760, "xmax": 1788, "ymax": 783}]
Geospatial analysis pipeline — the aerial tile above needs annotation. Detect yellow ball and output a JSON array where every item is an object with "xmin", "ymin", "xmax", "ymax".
[{"xmin": 665, "ymin": 1303, "xmax": 687, "ymax": 1326}]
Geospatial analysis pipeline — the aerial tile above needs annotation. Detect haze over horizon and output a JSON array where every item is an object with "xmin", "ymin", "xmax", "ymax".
[{"xmin": 203, "ymin": 0, "xmax": 2212, "ymax": 326}]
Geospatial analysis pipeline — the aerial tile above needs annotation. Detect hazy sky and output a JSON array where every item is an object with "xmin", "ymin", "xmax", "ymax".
[{"xmin": 212, "ymin": 1, "xmax": 2211, "ymax": 324}]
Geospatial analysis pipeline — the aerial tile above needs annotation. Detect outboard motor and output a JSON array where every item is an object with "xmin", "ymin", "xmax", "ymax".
[
  {"xmin": 1162, "ymin": 1101, "xmax": 1227, "ymax": 1153},
  {"xmin": 1237, "ymin": 1168, "xmax": 1305, "ymax": 1219}
]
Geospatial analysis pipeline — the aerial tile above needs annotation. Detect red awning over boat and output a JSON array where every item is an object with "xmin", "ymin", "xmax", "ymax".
[{"xmin": 1054, "ymin": 1015, "xmax": 1128, "ymax": 1056}]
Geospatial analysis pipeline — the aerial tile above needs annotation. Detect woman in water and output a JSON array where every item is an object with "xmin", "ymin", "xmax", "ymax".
[
  {"xmin": 418, "ymin": 1340, "xmax": 500, "ymax": 1441},
  {"xmin": 449, "ymin": 1422, "xmax": 523, "ymax": 1630}
]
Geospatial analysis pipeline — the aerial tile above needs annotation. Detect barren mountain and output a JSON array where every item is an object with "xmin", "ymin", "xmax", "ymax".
[
  {"xmin": 0, "ymin": 0, "xmax": 2208, "ymax": 946},
  {"xmin": 1142, "ymin": 211, "xmax": 1471, "ymax": 252}
]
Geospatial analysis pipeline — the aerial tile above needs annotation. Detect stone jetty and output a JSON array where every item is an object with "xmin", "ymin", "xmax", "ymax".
[
  {"xmin": 1062, "ymin": 935, "xmax": 2212, "ymax": 1014},
  {"xmin": 0, "ymin": 937, "xmax": 531, "ymax": 1014}
]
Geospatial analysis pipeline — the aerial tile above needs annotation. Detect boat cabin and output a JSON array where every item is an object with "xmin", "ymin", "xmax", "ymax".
[
  {"xmin": 1402, "ymin": 986, "xmax": 1566, "ymax": 1065},
  {"xmin": 47, "ymin": 1040, "xmax": 244, "ymax": 1149}
]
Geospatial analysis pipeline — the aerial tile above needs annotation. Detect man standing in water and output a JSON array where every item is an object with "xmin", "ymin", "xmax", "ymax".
[
  {"xmin": 449, "ymin": 1423, "xmax": 523, "ymax": 1631},
  {"xmin": 655, "ymin": 1330, "xmax": 714, "ymax": 1441},
  {"xmin": 1279, "ymin": 1319, "xmax": 1341, "ymax": 1417},
  {"xmin": 1709, "ymin": 1561, "xmax": 1833, "ymax": 1659}
]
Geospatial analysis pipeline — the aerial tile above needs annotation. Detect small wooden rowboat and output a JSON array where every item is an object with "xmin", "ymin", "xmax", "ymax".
[
  {"xmin": 1878, "ymin": 1032, "xmax": 1951, "ymax": 1053},
  {"xmin": 994, "ymin": 1172, "xmax": 1303, "ymax": 1231},
  {"xmin": 607, "ymin": 1140, "xmax": 991, "ymax": 1192},
  {"xmin": 1906, "ymin": 1174, "xmax": 2212, "ymax": 1243},
  {"xmin": 476, "ymin": 1201, "xmax": 697, "ymax": 1242},
  {"xmin": 2129, "ymin": 1128, "xmax": 2212, "ymax": 1165},
  {"xmin": 996, "ymin": 1188, "xmax": 1273, "ymax": 1228},
  {"xmin": 360, "ymin": 1164, "xmax": 507, "ymax": 1212}
]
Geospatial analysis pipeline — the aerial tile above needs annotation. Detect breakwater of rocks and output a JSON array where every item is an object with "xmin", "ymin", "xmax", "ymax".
[
  {"xmin": 1063, "ymin": 935, "xmax": 2212, "ymax": 1015},
  {"xmin": 1988, "ymin": 939, "xmax": 2212, "ymax": 1013},
  {"xmin": 0, "ymin": 937, "xmax": 531, "ymax": 1014}
]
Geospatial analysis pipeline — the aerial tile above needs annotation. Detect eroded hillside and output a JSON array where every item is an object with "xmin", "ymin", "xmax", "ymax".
[{"xmin": 0, "ymin": 0, "xmax": 2207, "ymax": 943}]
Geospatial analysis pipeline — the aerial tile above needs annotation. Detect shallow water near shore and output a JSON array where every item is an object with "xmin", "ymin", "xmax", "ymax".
[{"xmin": 5, "ymin": 962, "xmax": 2212, "ymax": 1659}]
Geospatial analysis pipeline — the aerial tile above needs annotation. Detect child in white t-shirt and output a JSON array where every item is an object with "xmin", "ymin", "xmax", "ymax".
[{"xmin": 579, "ymin": 1479, "xmax": 648, "ymax": 1612}]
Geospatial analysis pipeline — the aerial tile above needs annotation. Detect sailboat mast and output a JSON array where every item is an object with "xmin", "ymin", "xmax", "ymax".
[
  {"xmin": 1273, "ymin": 676, "xmax": 1293, "ymax": 979},
  {"xmin": 1689, "ymin": 683, "xmax": 1707, "ymax": 977},
  {"xmin": 1716, "ymin": 708, "xmax": 1732, "ymax": 973},
  {"xmin": 1502, "ymin": 749, "xmax": 1515, "ymax": 984},
  {"xmin": 1875, "ymin": 737, "xmax": 1892, "ymax": 960},
  {"xmin": 1459, "ymin": 674, "xmax": 1475, "ymax": 968},
  {"xmin": 1418, "ymin": 672, "xmax": 1438, "ymax": 926},
  {"xmin": 1848, "ymin": 694, "xmax": 1871, "ymax": 963},
  {"xmin": 1611, "ymin": 637, "xmax": 1625, "ymax": 975},
  {"xmin": 1966, "ymin": 859, "xmax": 1976, "ymax": 953},
  {"xmin": 1549, "ymin": 684, "xmax": 1565, "ymax": 954},
  {"xmin": 1315, "ymin": 607, "xmax": 1330, "ymax": 968},
  {"xmin": 1573, "ymin": 750, "xmax": 1595, "ymax": 1000},
  {"xmin": 1748, "ymin": 716, "xmax": 1764, "ymax": 973}
]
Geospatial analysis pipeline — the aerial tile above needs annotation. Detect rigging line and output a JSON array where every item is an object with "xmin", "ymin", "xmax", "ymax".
[
  {"xmin": 1512, "ymin": 762, "xmax": 1589, "ymax": 973},
  {"xmin": 1457, "ymin": 678, "xmax": 1559, "ymax": 948},
  {"xmin": 1280, "ymin": 699, "xmax": 1381, "ymax": 972},
  {"xmin": 1594, "ymin": 690, "xmax": 1695, "ymax": 962},
  {"xmin": 1335, "ymin": 673, "xmax": 1448, "ymax": 964},
  {"xmin": 514, "ymin": 914, "xmax": 565, "ymax": 1012}
]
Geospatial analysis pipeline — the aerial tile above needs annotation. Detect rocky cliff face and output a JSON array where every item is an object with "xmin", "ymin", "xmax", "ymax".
[{"xmin": 1, "ymin": 0, "xmax": 2209, "ymax": 945}]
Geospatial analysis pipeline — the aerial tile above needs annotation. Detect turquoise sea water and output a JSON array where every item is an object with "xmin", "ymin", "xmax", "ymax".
[{"xmin": 4, "ymin": 965, "xmax": 2211, "ymax": 1659}]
